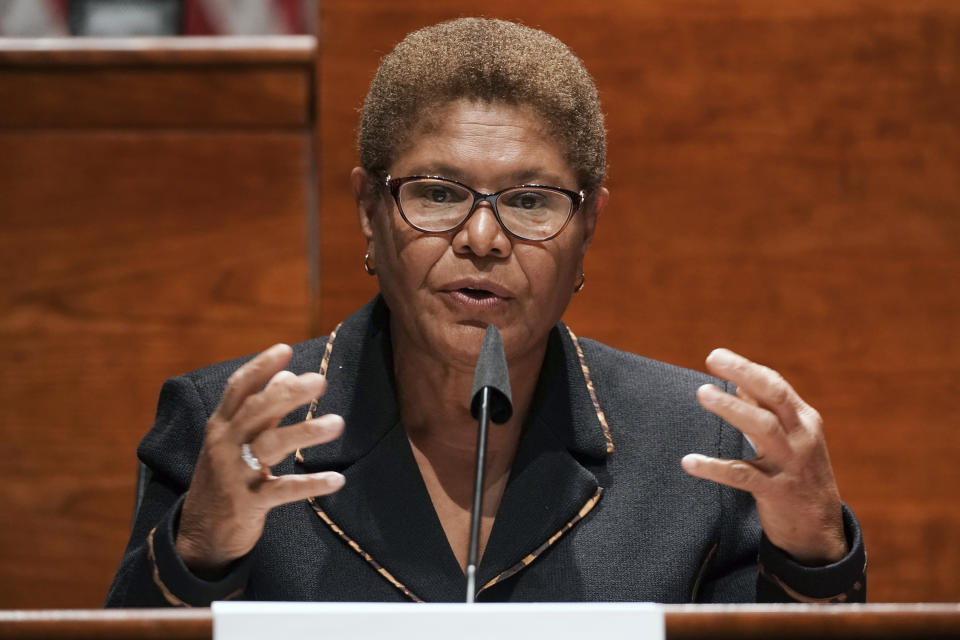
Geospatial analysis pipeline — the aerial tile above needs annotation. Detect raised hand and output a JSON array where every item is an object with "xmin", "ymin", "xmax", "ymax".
[
  {"xmin": 176, "ymin": 343, "xmax": 345, "ymax": 577},
  {"xmin": 682, "ymin": 348, "xmax": 848, "ymax": 566}
]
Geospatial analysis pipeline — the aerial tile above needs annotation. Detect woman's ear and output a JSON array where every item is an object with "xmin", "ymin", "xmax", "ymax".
[
  {"xmin": 351, "ymin": 166, "xmax": 378, "ymax": 242},
  {"xmin": 579, "ymin": 186, "xmax": 608, "ymax": 255}
]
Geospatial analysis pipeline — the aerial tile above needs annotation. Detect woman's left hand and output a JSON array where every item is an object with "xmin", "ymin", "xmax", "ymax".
[{"xmin": 681, "ymin": 348, "xmax": 848, "ymax": 566}]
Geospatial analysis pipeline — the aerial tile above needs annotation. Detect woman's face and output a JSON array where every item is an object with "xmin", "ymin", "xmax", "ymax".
[{"xmin": 353, "ymin": 99, "xmax": 607, "ymax": 369}]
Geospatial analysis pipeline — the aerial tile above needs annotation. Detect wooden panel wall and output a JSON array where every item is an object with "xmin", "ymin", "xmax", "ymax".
[
  {"xmin": 0, "ymin": 37, "xmax": 317, "ymax": 607},
  {"xmin": 1, "ymin": 1, "xmax": 957, "ymax": 608},
  {"xmin": 315, "ymin": 1, "xmax": 960, "ymax": 602}
]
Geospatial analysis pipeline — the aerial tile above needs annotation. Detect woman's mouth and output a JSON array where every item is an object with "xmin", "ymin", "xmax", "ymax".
[
  {"xmin": 440, "ymin": 283, "xmax": 512, "ymax": 310},
  {"xmin": 459, "ymin": 287, "xmax": 495, "ymax": 300},
  {"xmin": 447, "ymin": 288, "xmax": 504, "ymax": 307}
]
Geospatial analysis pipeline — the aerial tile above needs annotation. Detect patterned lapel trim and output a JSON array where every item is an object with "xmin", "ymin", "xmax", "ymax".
[
  {"xmin": 295, "ymin": 321, "xmax": 343, "ymax": 463},
  {"xmin": 297, "ymin": 314, "xmax": 612, "ymax": 602},
  {"xmin": 477, "ymin": 487, "xmax": 604, "ymax": 595},
  {"xmin": 299, "ymin": 316, "xmax": 427, "ymax": 602},
  {"xmin": 564, "ymin": 326, "xmax": 615, "ymax": 454},
  {"xmin": 306, "ymin": 488, "xmax": 605, "ymax": 603},
  {"xmin": 305, "ymin": 495, "xmax": 425, "ymax": 603},
  {"xmin": 689, "ymin": 541, "xmax": 719, "ymax": 602},
  {"xmin": 758, "ymin": 558, "xmax": 868, "ymax": 604}
]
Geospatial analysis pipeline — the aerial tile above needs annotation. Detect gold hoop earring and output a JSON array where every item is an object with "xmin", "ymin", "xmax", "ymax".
[
  {"xmin": 363, "ymin": 251, "xmax": 376, "ymax": 276},
  {"xmin": 573, "ymin": 271, "xmax": 585, "ymax": 293}
]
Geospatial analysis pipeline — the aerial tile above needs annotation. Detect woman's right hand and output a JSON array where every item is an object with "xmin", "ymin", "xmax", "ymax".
[{"xmin": 175, "ymin": 343, "xmax": 346, "ymax": 578}]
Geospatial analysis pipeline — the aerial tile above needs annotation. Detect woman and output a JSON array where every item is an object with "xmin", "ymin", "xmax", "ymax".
[{"xmin": 107, "ymin": 18, "xmax": 865, "ymax": 606}]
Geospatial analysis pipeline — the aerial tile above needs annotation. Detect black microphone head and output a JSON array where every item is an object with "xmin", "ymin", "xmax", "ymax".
[{"xmin": 470, "ymin": 325, "xmax": 513, "ymax": 424}]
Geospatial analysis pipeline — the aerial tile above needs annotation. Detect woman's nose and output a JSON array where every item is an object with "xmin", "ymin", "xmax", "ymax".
[{"xmin": 452, "ymin": 202, "xmax": 512, "ymax": 258}]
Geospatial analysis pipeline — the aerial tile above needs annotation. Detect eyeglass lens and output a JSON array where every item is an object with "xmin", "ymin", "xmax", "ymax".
[{"xmin": 397, "ymin": 179, "xmax": 573, "ymax": 240}]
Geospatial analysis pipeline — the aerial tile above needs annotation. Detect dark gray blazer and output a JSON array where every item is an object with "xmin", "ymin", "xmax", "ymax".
[{"xmin": 106, "ymin": 297, "xmax": 866, "ymax": 607}]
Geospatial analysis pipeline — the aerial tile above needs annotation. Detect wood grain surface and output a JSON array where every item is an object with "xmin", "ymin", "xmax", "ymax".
[
  {"xmin": 0, "ymin": 69, "xmax": 310, "ymax": 128},
  {"xmin": 0, "ymin": 36, "xmax": 316, "ymax": 65},
  {"xmin": 1, "ymin": 605, "xmax": 959, "ymax": 640},
  {"xmin": 0, "ymin": 42, "xmax": 316, "ymax": 607},
  {"xmin": 0, "ymin": 37, "xmax": 315, "ymax": 128}
]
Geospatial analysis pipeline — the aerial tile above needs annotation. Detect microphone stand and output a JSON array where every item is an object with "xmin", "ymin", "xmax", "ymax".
[
  {"xmin": 465, "ymin": 324, "xmax": 511, "ymax": 603},
  {"xmin": 465, "ymin": 386, "xmax": 491, "ymax": 604}
]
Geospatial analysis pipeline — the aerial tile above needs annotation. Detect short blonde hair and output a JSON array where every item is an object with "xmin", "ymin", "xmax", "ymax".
[{"xmin": 359, "ymin": 18, "xmax": 606, "ymax": 193}]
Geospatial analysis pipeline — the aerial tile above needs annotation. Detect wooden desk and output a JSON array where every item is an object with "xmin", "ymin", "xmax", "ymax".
[{"xmin": 1, "ymin": 605, "xmax": 959, "ymax": 640}]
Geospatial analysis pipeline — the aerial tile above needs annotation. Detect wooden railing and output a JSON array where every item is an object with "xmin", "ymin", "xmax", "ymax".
[{"xmin": 1, "ymin": 605, "xmax": 959, "ymax": 640}]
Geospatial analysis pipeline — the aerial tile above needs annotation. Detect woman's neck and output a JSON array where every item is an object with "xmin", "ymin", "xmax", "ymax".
[
  {"xmin": 390, "ymin": 320, "xmax": 548, "ymax": 568},
  {"xmin": 391, "ymin": 324, "xmax": 546, "ymax": 461}
]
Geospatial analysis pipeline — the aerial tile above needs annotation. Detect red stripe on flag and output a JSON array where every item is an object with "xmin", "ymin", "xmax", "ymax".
[{"xmin": 183, "ymin": 0, "xmax": 217, "ymax": 35}]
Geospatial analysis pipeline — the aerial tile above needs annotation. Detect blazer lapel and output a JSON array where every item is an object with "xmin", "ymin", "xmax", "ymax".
[
  {"xmin": 311, "ymin": 421, "xmax": 467, "ymax": 601},
  {"xmin": 477, "ymin": 326, "xmax": 611, "ymax": 593},
  {"xmin": 297, "ymin": 299, "xmax": 614, "ymax": 601},
  {"xmin": 296, "ymin": 298, "xmax": 464, "ymax": 601}
]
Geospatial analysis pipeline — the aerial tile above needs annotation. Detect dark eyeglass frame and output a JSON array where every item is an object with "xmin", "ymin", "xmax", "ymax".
[{"xmin": 385, "ymin": 174, "xmax": 585, "ymax": 242}]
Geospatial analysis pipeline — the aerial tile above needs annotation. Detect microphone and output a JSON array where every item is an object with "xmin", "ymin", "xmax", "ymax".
[
  {"xmin": 470, "ymin": 324, "xmax": 513, "ymax": 424},
  {"xmin": 465, "ymin": 324, "xmax": 513, "ymax": 603}
]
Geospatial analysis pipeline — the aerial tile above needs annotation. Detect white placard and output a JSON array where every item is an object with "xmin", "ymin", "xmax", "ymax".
[{"xmin": 213, "ymin": 601, "xmax": 664, "ymax": 640}]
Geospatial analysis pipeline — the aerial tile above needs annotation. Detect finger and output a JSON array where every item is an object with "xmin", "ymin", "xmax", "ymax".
[
  {"xmin": 704, "ymin": 348, "xmax": 803, "ymax": 431},
  {"xmin": 736, "ymin": 386, "xmax": 760, "ymax": 407},
  {"xmin": 250, "ymin": 414, "xmax": 344, "ymax": 466},
  {"xmin": 681, "ymin": 453, "xmax": 770, "ymax": 494},
  {"xmin": 231, "ymin": 371, "xmax": 327, "ymax": 443},
  {"xmin": 696, "ymin": 384, "xmax": 791, "ymax": 461},
  {"xmin": 217, "ymin": 344, "xmax": 293, "ymax": 421},
  {"xmin": 253, "ymin": 471, "xmax": 346, "ymax": 507}
]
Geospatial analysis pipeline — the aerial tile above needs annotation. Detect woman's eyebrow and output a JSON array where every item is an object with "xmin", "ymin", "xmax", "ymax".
[
  {"xmin": 507, "ymin": 169, "xmax": 569, "ymax": 186},
  {"xmin": 404, "ymin": 163, "xmax": 465, "ymax": 179},
  {"xmin": 400, "ymin": 165, "xmax": 571, "ymax": 189}
]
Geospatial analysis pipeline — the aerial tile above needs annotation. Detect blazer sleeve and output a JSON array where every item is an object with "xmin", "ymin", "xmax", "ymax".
[
  {"xmin": 104, "ymin": 375, "xmax": 254, "ymax": 607},
  {"xmin": 756, "ymin": 504, "xmax": 867, "ymax": 602}
]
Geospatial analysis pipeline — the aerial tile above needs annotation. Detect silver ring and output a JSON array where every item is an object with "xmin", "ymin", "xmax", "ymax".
[{"xmin": 240, "ymin": 443, "xmax": 262, "ymax": 471}]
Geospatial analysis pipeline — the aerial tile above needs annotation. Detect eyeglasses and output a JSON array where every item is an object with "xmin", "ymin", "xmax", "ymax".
[{"xmin": 385, "ymin": 175, "xmax": 584, "ymax": 242}]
